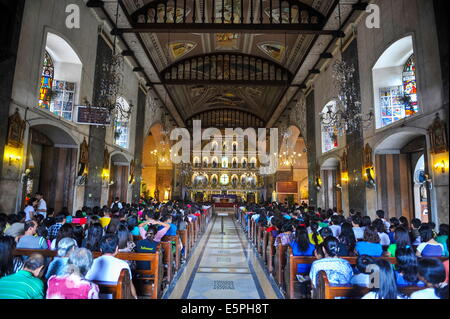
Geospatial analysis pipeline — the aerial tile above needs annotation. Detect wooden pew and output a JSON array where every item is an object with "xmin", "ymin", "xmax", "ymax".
[
  {"xmin": 12, "ymin": 249, "xmax": 136, "ymax": 299},
  {"xmin": 284, "ymin": 249, "xmax": 449, "ymax": 299},
  {"xmin": 315, "ymin": 270, "xmax": 433, "ymax": 299},
  {"xmin": 265, "ymin": 234, "xmax": 275, "ymax": 273},
  {"xmin": 256, "ymin": 225, "xmax": 264, "ymax": 255},
  {"xmin": 177, "ymin": 229, "xmax": 188, "ymax": 259},
  {"xmin": 91, "ymin": 251, "xmax": 163, "ymax": 299},
  {"xmin": 91, "ymin": 268, "xmax": 133, "ymax": 299},
  {"xmin": 162, "ymin": 235, "xmax": 181, "ymax": 271},
  {"xmin": 272, "ymin": 238, "xmax": 288, "ymax": 291},
  {"xmin": 160, "ymin": 240, "xmax": 174, "ymax": 283},
  {"xmin": 261, "ymin": 231, "xmax": 269, "ymax": 263}
]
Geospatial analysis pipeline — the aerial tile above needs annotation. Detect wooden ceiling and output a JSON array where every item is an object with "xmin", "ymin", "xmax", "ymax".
[{"xmin": 93, "ymin": 0, "xmax": 357, "ymax": 127}]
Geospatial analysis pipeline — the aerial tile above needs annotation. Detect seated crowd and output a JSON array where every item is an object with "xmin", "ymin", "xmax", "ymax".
[
  {"xmin": 240, "ymin": 202, "xmax": 449, "ymax": 299},
  {"xmin": 0, "ymin": 196, "xmax": 209, "ymax": 299}
]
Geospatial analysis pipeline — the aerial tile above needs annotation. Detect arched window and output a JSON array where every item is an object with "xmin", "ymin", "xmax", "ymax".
[
  {"xmin": 114, "ymin": 97, "xmax": 130, "ymax": 149},
  {"xmin": 38, "ymin": 51, "xmax": 54, "ymax": 110},
  {"xmin": 321, "ymin": 101, "xmax": 338, "ymax": 153},
  {"xmin": 373, "ymin": 36, "xmax": 418, "ymax": 128},
  {"xmin": 39, "ymin": 33, "xmax": 82, "ymax": 121}
]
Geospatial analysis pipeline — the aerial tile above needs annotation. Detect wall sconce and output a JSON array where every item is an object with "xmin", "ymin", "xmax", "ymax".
[
  {"xmin": 101, "ymin": 169, "xmax": 110, "ymax": 181},
  {"xmin": 315, "ymin": 177, "xmax": 322, "ymax": 191},
  {"xmin": 341, "ymin": 171, "xmax": 349, "ymax": 184},
  {"xmin": 434, "ymin": 160, "xmax": 447, "ymax": 174},
  {"xmin": 5, "ymin": 149, "xmax": 21, "ymax": 166},
  {"xmin": 364, "ymin": 167, "xmax": 376, "ymax": 189}
]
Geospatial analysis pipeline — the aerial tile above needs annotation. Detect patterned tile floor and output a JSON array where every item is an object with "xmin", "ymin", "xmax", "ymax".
[{"xmin": 166, "ymin": 212, "xmax": 282, "ymax": 299}]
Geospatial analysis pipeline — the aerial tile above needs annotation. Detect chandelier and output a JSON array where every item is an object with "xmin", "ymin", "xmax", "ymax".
[
  {"xmin": 279, "ymin": 129, "xmax": 302, "ymax": 167},
  {"xmin": 320, "ymin": 3, "xmax": 373, "ymax": 136},
  {"xmin": 96, "ymin": 2, "xmax": 132, "ymax": 121},
  {"xmin": 320, "ymin": 60, "xmax": 373, "ymax": 136}
]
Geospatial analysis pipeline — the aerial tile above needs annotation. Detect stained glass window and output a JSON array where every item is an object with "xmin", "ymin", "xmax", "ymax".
[
  {"xmin": 321, "ymin": 102, "xmax": 338, "ymax": 153},
  {"xmin": 51, "ymin": 80, "xmax": 76, "ymax": 120},
  {"xmin": 402, "ymin": 54, "xmax": 418, "ymax": 117},
  {"xmin": 114, "ymin": 97, "xmax": 130, "ymax": 149},
  {"xmin": 379, "ymin": 54, "xmax": 419, "ymax": 128},
  {"xmin": 38, "ymin": 51, "xmax": 54, "ymax": 110}
]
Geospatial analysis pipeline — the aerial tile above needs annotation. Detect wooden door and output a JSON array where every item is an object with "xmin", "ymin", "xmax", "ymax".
[{"xmin": 39, "ymin": 146, "xmax": 77, "ymax": 213}]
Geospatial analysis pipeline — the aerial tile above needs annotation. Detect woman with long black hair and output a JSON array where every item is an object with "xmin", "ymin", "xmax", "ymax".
[
  {"xmin": 82, "ymin": 223, "xmax": 103, "ymax": 252},
  {"xmin": 411, "ymin": 258, "xmax": 448, "ymax": 299},
  {"xmin": 386, "ymin": 226, "xmax": 411, "ymax": 257},
  {"xmin": 308, "ymin": 221, "xmax": 323, "ymax": 246},
  {"xmin": 338, "ymin": 222, "xmax": 356, "ymax": 256},
  {"xmin": 362, "ymin": 259, "xmax": 406, "ymax": 299},
  {"xmin": 395, "ymin": 248, "xmax": 425, "ymax": 287}
]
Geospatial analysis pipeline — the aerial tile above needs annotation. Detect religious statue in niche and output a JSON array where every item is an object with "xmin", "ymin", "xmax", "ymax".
[
  {"xmin": 428, "ymin": 113, "xmax": 448, "ymax": 154},
  {"xmin": 7, "ymin": 109, "xmax": 26, "ymax": 148},
  {"xmin": 364, "ymin": 143, "xmax": 373, "ymax": 168},
  {"xmin": 154, "ymin": 188, "xmax": 160, "ymax": 201},
  {"xmin": 129, "ymin": 159, "xmax": 135, "ymax": 184},
  {"xmin": 78, "ymin": 138, "xmax": 89, "ymax": 177},
  {"xmin": 103, "ymin": 148, "xmax": 110, "ymax": 170}
]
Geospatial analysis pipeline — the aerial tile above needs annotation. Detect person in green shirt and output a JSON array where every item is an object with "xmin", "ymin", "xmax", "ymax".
[
  {"xmin": 0, "ymin": 253, "xmax": 45, "ymax": 299},
  {"xmin": 435, "ymin": 224, "xmax": 449, "ymax": 257},
  {"xmin": 386, "ymin": 226, "xmax": 411, "ymax": 257}
]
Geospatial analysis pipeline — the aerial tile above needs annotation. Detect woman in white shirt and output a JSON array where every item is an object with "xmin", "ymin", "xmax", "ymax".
[
  {"xmin": 362, "ymin": 259, "xmax": 406, "ymax": 299},
  {"xmin": 410, "ymin": 258, "xmax": 448, "ymax": 299},
  {"xmin": 24, "ymin": 198, "xmax": 38, "ymax": 221}
]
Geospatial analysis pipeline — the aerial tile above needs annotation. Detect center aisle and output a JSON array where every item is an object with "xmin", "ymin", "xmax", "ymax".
[{"xmin": 166, "ymin": 211, "xmax": 283, "ymax": 299}]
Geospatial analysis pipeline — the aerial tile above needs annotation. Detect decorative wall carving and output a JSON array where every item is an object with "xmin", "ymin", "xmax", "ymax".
[
  {"xmin": 428, "ymin": 113, "xmax": 448, "ymax": 154},
  {"xmin": 7, "ymin": 109, "xmax": 26, "ymax": 148}
]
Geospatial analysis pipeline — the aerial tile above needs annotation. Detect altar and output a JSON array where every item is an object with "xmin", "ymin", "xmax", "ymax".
[{"xmin": 211, "ymin": 194, "xmax": 238, "ymax": 208}]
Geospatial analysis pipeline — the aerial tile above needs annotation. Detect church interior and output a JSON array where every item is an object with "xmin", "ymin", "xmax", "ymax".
[{"xmin": 0, "ymin": 0, "xmax": 448, "ymax": 302}]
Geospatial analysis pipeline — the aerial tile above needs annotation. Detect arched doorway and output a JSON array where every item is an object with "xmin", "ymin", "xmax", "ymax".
[
  {"xmin": 141, "ymin": 123, "xmax": 173, "ymax": 201},
  {"xmin": 319, "ymin": 157, "xmax": 342, "ymax": 211},
  {"xmin": 108, "ymin": 153, "xmax": 129, "ymax": 205},
  {"xmin": 374, "ymin": 131, "xmax": 431, "ymax": 221},
  {"xmin": 24, "ymin": 125, "xmax": 78, "ymax": 213}
]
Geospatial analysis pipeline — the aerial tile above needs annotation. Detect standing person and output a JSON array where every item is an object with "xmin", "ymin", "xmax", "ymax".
[
  {"xmin": 111, "ymin": 197, "xmax": 123, "ymax": 210},
  {"xmin": 0, "ymin": 254, "xmax": 45, "ymax": 299},
  {"xmin": 24, "ymin": 198, "xmax": 38, "ymax": 222},
  {"xmin": 35, "ymin": 192, "xmax": 47, "ymax": 218}
]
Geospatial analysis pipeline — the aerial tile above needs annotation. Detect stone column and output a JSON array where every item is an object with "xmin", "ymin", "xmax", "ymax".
[
  {"xmin": 131, "ymin": 87, "xmax": 146, "ymax": 202},
  {"xmin": 305, "ymin": 90, "xmax": 317, "ymax": 207},
  {"xmin": 343, "ymin": 38, "xmax": 367, "ymax": 214},
  {"xmin": 0, "ymin": 0, "xmax": 25, "ymax": 188},
  {"xmin": 84, "ymin": 35, "xmax": 111, "ymax": 207}
]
